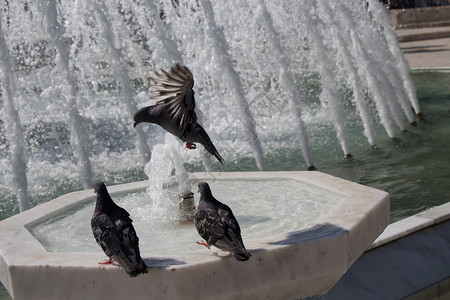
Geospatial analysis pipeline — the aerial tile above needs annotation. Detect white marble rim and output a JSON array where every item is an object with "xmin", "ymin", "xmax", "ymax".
[
  {"xmin": 369, "ymin": 201, "xmax": 450, "ymax": 250},
  {"xmin": 0, "ymin": 171, "xmax": 389, "ymax": 268},
  {"xmin": 411, "ymin": 67, "xmax": 450, "ymax": 72}
]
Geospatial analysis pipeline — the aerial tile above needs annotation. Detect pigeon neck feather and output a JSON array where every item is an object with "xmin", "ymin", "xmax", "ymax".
[{"xmin": 94, "ymin": 192, "xmax": 116, "ymax": 214}]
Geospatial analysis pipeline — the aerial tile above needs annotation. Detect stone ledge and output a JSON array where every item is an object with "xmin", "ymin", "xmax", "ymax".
[
  {"xmin": 0, "ymin": 171, "xmax": 390, "ymax": 300},
  {"xmin": 368, "ymin": 201, "xmax": 450, "ymax": 250},
  {"xmin": 388, "ymin": 6, "xmax": 450, "ymax": 29},
  {"xmin": 395, "ymin": 26, "xmax": 450, "ymax": 41}
]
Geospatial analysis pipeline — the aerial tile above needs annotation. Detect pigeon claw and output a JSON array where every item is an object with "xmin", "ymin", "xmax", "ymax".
[
  {"xmin": 99, "ymin": 258, "xmax": 115, "ymax": 265},
  {"xmin": 186, "ymin": 142, "xmax": 197, "ymax": 150},
  {"xmin": 196, "ymin": 240, "xmax": 210, "ymax": 249}
]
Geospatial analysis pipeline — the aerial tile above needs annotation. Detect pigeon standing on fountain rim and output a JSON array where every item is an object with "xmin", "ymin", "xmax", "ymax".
[
  {"xmin": 195, "ymin": 181, "xmax": 251, "ymax": 261},
  {"xmin": 133, "ymin": 64, "xmax": 224, "ymax": 164},
  {"xmin": 91, "ymin": 181, "xmax": 148, "ymax": 277}
]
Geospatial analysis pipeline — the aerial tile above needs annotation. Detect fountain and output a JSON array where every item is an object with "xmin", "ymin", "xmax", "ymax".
[
  {"xmin": 0, "ymin": 171, "xmax": 389, "ymax": 299},
  {"xmin": 0, "ymin": 0, "xmax": 421, "ymax": 212},
  {"xmin": 1, "ymin": 0, "xmax": 447, "ymax": 298}
]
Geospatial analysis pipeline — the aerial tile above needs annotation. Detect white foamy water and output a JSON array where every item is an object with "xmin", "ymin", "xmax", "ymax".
[
  {"xmin": 0, "ymin": 0, "xmax": 420, "ymax": 215},
  {"xmin": 30, "ymin": 179, "xmax": 343, "ymax": 255}
]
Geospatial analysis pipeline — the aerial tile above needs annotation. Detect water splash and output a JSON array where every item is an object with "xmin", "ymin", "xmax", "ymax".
[
  {"xmin": 316, "ymin": 0, "xmax": 376, "ymax": 147},
  {"xmin": 40, "ymin": 0, "xmax": 93, "ymax": 189},
  {"xmin": 367, "ymin": 0, "xmax": 421, "ymax": 117},
  {"xmin": 93, "ymin": 0, "xmax": 151, "ymax": 163},
  {"xmin": 144, "ymin": 134, "xmax": 192, "ymax": 218},
  {"xmin": 254, "ymin": 0, "xmax": 314, "ymax": 168},
  {"xmin": 300, "ymin": 1, "xmax": 351, "ymax": 156},
  {"xmin": 0, "ymin": 16, "xmax": 29, "ymax": 211},
  {"xmin": 199, "ymin": 0, "xmax": 267, "ymax": 171},
  {"xmin": 0, "ymin": 0, "xmax": 421, "ymax": 213}
]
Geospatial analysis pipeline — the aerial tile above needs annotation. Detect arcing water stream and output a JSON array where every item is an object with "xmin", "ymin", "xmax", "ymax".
[{"xmin": 0, "ymin": 0, "xmax": 428, "ymax": 217}]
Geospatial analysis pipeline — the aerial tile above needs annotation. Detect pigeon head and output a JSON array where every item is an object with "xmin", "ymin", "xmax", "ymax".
[
  {"xmin": 93, "ymin": 181, "xmax": 108, "ymax": 214},
  {"xmin": 93, "ymin": 181, "xmax": 107, "ymax": 194},
  {"xmin": 93, "ymin": 181, "xmax": 116, "ymax": 213},
  {"xmin": 133, "ymin": 106, "xmax": 156, "ymax": 128},
  {"xmin": 198, "ymin": 182, "xmax": 213, "ymax": 201},
  {"xmin": 133, "ymin": 106, "xmax": 147, "ymax": 128}
]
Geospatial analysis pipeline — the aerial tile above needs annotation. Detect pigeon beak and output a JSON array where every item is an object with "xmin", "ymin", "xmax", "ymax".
[{"xmin": 133, "ymin": 122, "xmax": 137, "ymax": 128}]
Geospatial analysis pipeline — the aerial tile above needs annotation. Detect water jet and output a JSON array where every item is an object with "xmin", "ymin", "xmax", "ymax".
[
  {"xmin": 178, "ymin": 192, "xmax": 195, "ymax": 220},
  {"xmin": 0, "ymin": 0, "xmax": 421, "ymax": 207}
]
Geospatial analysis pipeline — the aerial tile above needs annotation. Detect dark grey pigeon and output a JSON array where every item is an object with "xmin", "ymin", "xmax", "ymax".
[
  {"xmin": 195, "ymin": 181, "xmax": 251, "ymax": 261},
  {"xmin": 91, "ymin": 181, "xmax": 148, "ymax": 277},
  {"xmin": 133, "ymin": 64, "xmax": 224, "ymax": 164}
]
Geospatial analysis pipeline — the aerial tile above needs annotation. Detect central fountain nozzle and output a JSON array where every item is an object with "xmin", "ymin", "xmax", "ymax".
[{"xmin": 178, "ymin": 192, "xmax": 195, "ymax": 220}]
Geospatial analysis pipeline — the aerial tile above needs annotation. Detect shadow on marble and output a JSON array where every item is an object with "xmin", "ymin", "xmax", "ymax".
[
  {"xmin": 0, "ymin": 171, "xmax": 389, "ymax": 300},
  {"xmin": 270, "ymin": 224, "xmax": 348, "ymax": 246},
  {"xmin": 143, "ymin": 257, "xmax": 186, "ymax": 269}
]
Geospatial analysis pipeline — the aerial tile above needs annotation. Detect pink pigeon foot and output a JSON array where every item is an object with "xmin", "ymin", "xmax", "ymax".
[
  {"xmin": 196, "ymin": 240, "xmax": 210, "ymax": 249},
  {"xmin": 186, "ymin": 142, "xmax": 197, "ymax": 149},
  {"xmin": 99, "ymin": 258, "xmax": 114, "ymax": 265}
]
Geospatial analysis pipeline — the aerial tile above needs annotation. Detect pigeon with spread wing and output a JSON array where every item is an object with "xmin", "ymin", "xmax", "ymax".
[{"xmin": 133, "ymin": 64, "xmax": 224, "ymax": 164}]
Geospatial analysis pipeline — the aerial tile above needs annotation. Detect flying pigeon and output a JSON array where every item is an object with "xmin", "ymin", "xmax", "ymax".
[
  {"xmin": 133, "ymin": 64, "xmax": 224, "ymax": 164},
  {"xmin": 91, "ymin": 181, "xmax": 148, "ymax": 277},
  {"xmin": 195, "ymin": 181, "xmax": 251, "ymax": 261}
]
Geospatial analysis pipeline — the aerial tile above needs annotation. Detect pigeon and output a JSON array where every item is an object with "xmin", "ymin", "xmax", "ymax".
[
  {"xmin": 91, "ymin": 181, "xmax": 148, "ymax": 277},
  {"xmin": 133, "ymin": 64, "xmax": 224, "ymax": 164},
  {"xmin": 195, "ymin": 181, "xmax": 251, "ymax": 261}
]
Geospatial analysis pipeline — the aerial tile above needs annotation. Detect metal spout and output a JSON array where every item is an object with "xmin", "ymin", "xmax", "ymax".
[{"xmin": 178, "ymin": 192, "xmax": 195, "ymax": 220}]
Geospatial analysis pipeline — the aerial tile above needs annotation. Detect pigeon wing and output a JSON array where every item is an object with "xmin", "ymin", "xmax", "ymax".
[
  {"xmin": 216, "ymin": 205, "xmax": 251, "ymax": 260},
  {"xmin": 91, "ymin": 214, "xmax": 122, "ymax": 257},
  {"xmin": 216, "ymin": 205, "xmax": 245, "ymax": 249},
  {"xmin": 150, "ymin": 64, "xmax": 197, "ymax": 137},
  {"xmin": 195, "ymin": 206, "xmax": 225, "ymax": 246},
  {"xmin": 115, "ymin": 217, "xmax": 141, "ymax": 261}
]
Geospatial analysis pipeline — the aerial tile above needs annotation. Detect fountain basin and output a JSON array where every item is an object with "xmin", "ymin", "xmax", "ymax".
[{"xmin": 0, "ymin": 171, "xmax": 389, "ymax": 300}]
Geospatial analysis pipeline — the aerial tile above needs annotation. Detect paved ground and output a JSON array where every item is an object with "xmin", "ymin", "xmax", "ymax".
[{"xmin": 396, "ymin": 26, "xmax": 450, "ymax": 69}]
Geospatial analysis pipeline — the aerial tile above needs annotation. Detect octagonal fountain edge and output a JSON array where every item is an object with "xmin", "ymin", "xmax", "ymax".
[{"xmin": 0, "ymin": 171, "xmax": 389, "ymax": 300}]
